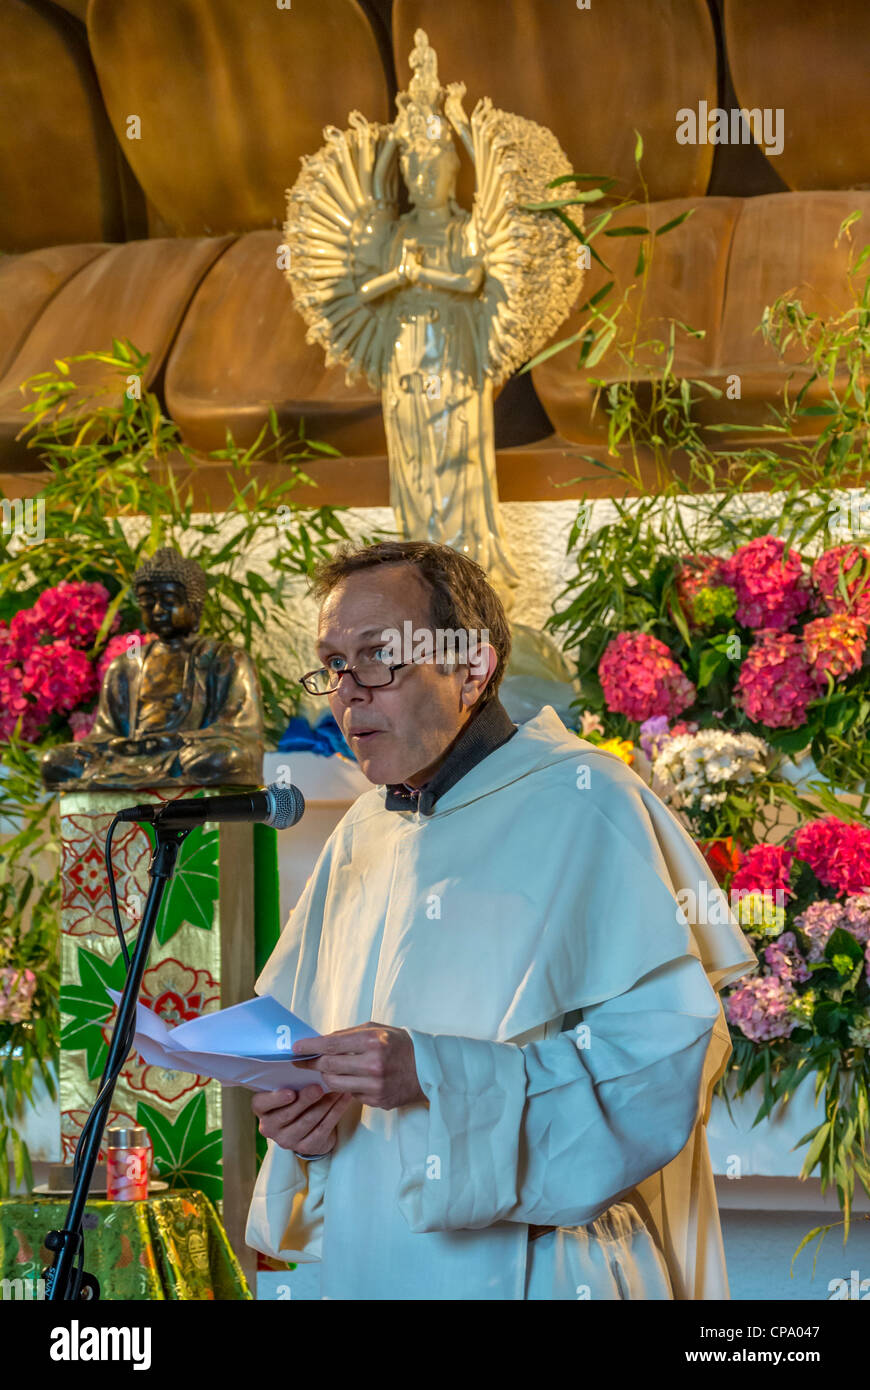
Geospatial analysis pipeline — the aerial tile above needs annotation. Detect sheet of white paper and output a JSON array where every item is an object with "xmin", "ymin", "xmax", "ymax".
[{"xmin": 106, "ymin": 989, "xmax": 326, "ymax": 1092}]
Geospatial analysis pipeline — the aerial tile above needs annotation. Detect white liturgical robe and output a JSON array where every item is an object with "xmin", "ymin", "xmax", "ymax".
[{"xmin": 246, "ymin": 705, "xmax": 757, "ymax": 1299}]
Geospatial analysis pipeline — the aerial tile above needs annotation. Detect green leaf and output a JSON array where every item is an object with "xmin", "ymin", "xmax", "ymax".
[
  {"xmin": 548, "ymin": 172, "xmax": 616, "ymax": 187},
  {"xmin": 697, "ymin": 646, "xmax": 730, "ymax": 690},
  {"xmin": 655, "ymin": 209, "xmax": 696, "ymax": 237},
  {"xmin": 800, "ymin": 1120, "xmax": 831, "ymax": 1175},
  {"xmin": 582, "ymin": 281, "xmax": 615, "ymax": 311},
  {"xmin": 522, "ymin": 190, "xmax": 606, "ymax": 209},
  {"xmin": 583, "ymin": 327, "xmax": 616, "ymax": 369},
  {"xmin": 144, "ymin": 824, "xmax": 220, "ymax": 944},
  {"xmin": 61, "ymin": 947, "xmax": 128, "ymax": 1079},
  {"xmin": 837, "ymin": 210, "xmax": 863, "ymax": 241},
  {"xmin": 137, "ymin": 1091, "xmax": 223, "ymax": 1202}
]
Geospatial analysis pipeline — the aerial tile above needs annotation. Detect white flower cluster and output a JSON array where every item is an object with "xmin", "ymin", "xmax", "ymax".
[{"xmin": 652, "ymin": 730, "xmax": 770, "ymax": 811}]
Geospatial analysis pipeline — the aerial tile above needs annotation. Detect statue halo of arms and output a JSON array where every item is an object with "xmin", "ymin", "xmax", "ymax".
[{"xmin": 281, "ymin": 28, "xmax": 586, "ymax": 393}]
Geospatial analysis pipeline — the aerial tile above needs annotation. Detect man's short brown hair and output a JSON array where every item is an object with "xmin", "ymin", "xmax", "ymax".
[{"xmin": 309, "ymin": 540, "xmax": 512, "ymax": 706}]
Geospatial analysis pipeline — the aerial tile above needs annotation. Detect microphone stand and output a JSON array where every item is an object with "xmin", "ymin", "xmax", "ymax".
[{"xmin": 43, "ymin": 818, "xmax": 193, "ymax": 1301}]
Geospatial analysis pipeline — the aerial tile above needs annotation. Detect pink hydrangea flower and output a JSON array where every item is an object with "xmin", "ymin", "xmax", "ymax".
[
  {"xmin": 7, "ymin": 607, "xmax": 43, "ymax": 660},
  {"xmin": 794, "ymin": 896, "xmax": 870, "ymax": 962},
  {"xmin": 764, "ymin": 931, "xmax": 811, "ymax": 984},
  {"xmin": 792, "ymin": 817, "xmax": 870, "ymax": 897},
  {"xmin": 0, "ymin": 666, "xmax": 35, "ymax": 741},
  {"xmin": 0, "ymin": 967, "xmax": 38, "ymax": 1024},
  {"xmin": 96, "ymin": 629, "xmax": 152, "ymax": 683},
  {"xmin": 598, "ymin": 631, "xmax": 696, "ymax": 723},
  {"xmin": 669, "ymin": 720, "xmax": 699, "ymax": 737},
  {"xmin": 21, "ymin": 640, "xmax": 97, "ymax": 720},
  {"xmin": 812, "ymin": 544, "xmax": 870, "ymax": 621},
  {"xmin": 721, "ymin": 536, "xmax": 810, "ymax": 630},
  {"xmin": 731, "ymin": 843, "xmax": 794, "ymax": 898},
  {"xmin": 31, "ymin": 581, "xmax": 113, "ymax": 648},
  {"xmin": 68, "ymin": 709, "xmax": 98, "ymax": 742},
  {"xmin": 734, "ymin": 629, "xmax": 821, "ymax": 727},
  {"xmin": 803, "ymin": 613, "xmax": 867, "ymax": 683},
  {"xmin": 725, "ymin": 974, "xmax": 797, "ymax": 1042}
]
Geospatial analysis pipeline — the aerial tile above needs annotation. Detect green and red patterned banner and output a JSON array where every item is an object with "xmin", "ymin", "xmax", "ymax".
[{"xmin": 59, "ymin": 790, "xmax": 225, "ymax": 1201}]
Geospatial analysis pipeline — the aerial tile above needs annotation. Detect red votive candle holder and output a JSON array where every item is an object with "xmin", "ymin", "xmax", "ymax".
[{"xmin": 105, "ymin": 1125, "xmax": 150, "ymax": 1201}]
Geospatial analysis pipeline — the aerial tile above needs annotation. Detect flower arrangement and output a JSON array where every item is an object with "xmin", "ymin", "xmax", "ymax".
[
  {"xmin": 563, "ymin": 531, "xmax": 870, "ymax": 798},
  {"xmin": 720, "ymin": 815, "xmax": 870, "ymax": 1234},
  {"xmin": 539, "ymin": 210, "xmax": 870, "ymax": 1254}
]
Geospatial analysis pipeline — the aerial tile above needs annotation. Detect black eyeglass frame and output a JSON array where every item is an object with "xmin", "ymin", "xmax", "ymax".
[{"xmin": 298, "ymin": 661, "xmax": 411, "ymax": 696}]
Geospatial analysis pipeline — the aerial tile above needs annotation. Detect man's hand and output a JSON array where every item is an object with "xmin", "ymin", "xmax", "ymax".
[
  {"xmin": 292, "ymin": 1025, "xmax": 426, "ymax": 1110},
  {"xmin": 251, "ymin": 1085, "xmax": 354, "ymax": 1155}
]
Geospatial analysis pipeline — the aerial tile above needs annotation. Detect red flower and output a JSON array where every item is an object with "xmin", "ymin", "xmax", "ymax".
[
  {"xmin": 673, "ymin": 555, "xmax": 730, "ymax": 628},
  {"xmin": 698, "ymin": 836, "xmax": 742, "ymax": 885},
  {"xmin": 31, "ymin": 580, "xmax": 113, "ymax": 648},
  {"xmin": 721, "ymin": 536, "xmax": 810, "ymax": 630},
  {"xmin": 598, "ymin": 631, "xmax": 696, "ymax": 723},
  {"xmin": 734, "ymin": 630, "xmax": 821, "ymax": 728},
  {"xmin": 731, "ymin": 843, "xmax": 794, "ymax": 898},
  {"xmin": 792, "ymin": 817, "xmax": 870, "ymax": 897},
  {"xmin": 803, "ymin": 612, "xmax": 867, "ymax": 683},
  {"xmin": 22, "ymin": 640, "xmax": 97, "ymax": 718},
  {"xmin": 811, "ymin": 545, "xmax": 870, "ymax": 620}
]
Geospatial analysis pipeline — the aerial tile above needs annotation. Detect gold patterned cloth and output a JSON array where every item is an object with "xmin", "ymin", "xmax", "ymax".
[{"xmin": 0, "ymin": 1191, "xmax": 251, "ymax": 1300}]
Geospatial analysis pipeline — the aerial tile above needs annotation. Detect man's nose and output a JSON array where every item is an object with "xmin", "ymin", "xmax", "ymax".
[{"xmin": 334, "ymin": 671, "xmax": 371, "ymax": 700}]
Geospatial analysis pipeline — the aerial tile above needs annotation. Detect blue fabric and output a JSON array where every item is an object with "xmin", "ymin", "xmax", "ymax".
[{"xmin": 277, "ymin": 713, "xmax": 355, "ymax": 760}]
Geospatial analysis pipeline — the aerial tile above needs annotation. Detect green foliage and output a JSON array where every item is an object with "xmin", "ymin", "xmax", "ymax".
[{"xmin": 0, "ymin": 739, "xmax": 59, "ymax": 1198}]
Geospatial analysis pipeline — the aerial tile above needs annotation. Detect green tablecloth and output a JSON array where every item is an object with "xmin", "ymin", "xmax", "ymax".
[{"xmin": 0, "ymin": 1190, "xmax": 252, "ymax": 1300}]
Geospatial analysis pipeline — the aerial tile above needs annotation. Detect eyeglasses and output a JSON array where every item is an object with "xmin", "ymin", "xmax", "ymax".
[{"xmin": 298, "ymin": 659, "xmax": 410, "ymax": 696}]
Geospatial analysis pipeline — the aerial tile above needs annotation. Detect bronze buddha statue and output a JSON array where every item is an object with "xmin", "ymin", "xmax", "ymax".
[{"xmin": 41, "ymin": 548, "xmax": 264, "ymax": 790}]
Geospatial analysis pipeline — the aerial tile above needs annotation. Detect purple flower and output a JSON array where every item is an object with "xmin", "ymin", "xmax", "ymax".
[
  {"xmin": 639, "ymin": 715, "xmax": 671, "ymax": 760},
  {"xmin": 763, "ymin": 931, "xmax": 811, "ymax": 984}
]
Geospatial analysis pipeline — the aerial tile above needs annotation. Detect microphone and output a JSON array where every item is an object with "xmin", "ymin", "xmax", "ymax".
[{"xmin": 116, "ymin": 783, "xmax": 305, "ymax": 831}]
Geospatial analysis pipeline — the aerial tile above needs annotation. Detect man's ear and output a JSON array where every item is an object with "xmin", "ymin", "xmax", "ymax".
[{"xmin": 461, "ymin": 641, "xmax": 498, "ymax": 707}]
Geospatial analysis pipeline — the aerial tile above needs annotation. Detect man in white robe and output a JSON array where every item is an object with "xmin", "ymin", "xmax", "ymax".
[{"xmin": 245, "ymin": 540, "xmax": 757, "ymax": 1300}]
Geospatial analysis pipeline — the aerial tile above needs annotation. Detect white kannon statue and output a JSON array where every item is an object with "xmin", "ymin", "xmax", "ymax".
[{"xmin": 282, "ymin": 27, "xmax": 586, "ymax": 624}]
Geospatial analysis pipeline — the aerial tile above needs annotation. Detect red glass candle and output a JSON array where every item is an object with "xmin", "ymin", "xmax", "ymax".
[{"xmin": 105, "ymin": 1125, "xmax": 150, "ymax": 1201}]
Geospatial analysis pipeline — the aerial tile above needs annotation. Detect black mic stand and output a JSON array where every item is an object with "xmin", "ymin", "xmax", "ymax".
[{"xmin": 43, "ymin": 818, "xmax": 193, "ymax": 1301}]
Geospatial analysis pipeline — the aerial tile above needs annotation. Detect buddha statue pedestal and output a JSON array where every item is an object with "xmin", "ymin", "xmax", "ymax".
[{"xmin": 58, "ymin": 785, "xmax": 278, "ymax": 1285}]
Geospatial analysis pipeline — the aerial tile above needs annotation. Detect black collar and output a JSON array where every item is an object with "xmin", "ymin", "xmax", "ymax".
[{"xmin": 383, "ymin": 696, "xmax": 517, "ymax": 817}]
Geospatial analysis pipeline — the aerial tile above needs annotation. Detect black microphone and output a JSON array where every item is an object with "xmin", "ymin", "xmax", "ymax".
[{"xmin": 116, "ymin": 782, "xmax": 305, "ymax": 831}]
